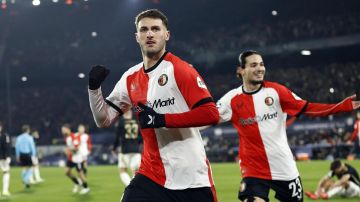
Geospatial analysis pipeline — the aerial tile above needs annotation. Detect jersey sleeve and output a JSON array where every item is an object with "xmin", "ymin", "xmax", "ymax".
[
  {"xmin": 106, "ymin": 74, "xmax": 132, "ymax": 113},
  {"xmin": 275, "ymin": 84, "xmax": 307, "ymax": 116},
  {"xmin": 216, "ymin": 90, "xmax": 235, "ymax": 123},
  {"xmin": 173, "ymin": 63, "xmax": 213, "ymax": 109}
]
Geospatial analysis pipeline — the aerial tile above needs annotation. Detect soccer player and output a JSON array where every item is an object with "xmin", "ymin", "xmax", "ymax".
[
  {"xmin": 61, "ymin": 124, "xmax": 90, "ymax": 194},
  {"xmin": 216, "ymin": 50, "xmax": 360, "ymax": 202},
  {"xmin": 112, "ymin": 110, "xmax": 141, "ymax": 186},
  {"xmin": 76, "ymin": 124, "xmax": 92, "ymax": 176},
  {"xmin": 305, "ymin": 159, "xmax": 360, "ymax": 200},
  {"xmin": 29, "ymin": 130, "xmax": 45, "ymax": 184},
  {"xmin": 0, "ymin": 121, "xmax": 11, "ymax": 196},
  {"xmin": 15, "ymin": 125, "xmax": 36, "ymax": 188},
  {"xmin": 88, "ymin": 9, "xmax": 219, "ymax": 202},
  {"xmin": 348, "ymin": 111, "xmax": 360, "ymax": 158}
]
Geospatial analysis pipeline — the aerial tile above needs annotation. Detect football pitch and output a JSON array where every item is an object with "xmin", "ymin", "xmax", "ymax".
[{"xmin": 2, "ymin": 161, "xmax": 359, "ymax": 202}]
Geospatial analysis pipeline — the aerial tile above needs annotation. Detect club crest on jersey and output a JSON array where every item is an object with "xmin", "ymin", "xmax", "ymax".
[
  {"xmin": 264, "ymin": 96, "xmax": 274, "ymax": 106},
  {"xmin": 158, "ymin": 74, "xmax": 168, "ymax": 86}
]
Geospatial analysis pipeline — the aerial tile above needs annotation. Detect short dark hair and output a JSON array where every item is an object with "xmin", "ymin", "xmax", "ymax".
[
  {"xmin": 238, "ymin": 50, "xmax": 260, "ymax": 68},
  {"xmin": 62, "ymin": 123, "xmax": 71, "ymax": 129},
  {"xmin": 330, "ymin": 159, "xmax": 341, "ymax": 172},
  {"xmin": 135, "ymin": 9, "xmax": 168, "ymax": 30},
  {"xmin": 22, "ymin": 124, "xmax": 31, "ymax": 133}
]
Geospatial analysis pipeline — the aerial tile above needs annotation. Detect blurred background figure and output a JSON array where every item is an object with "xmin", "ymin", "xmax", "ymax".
[
  {"xmin": 29, "ymin": 130, "xmax": 44, "ymax": 184},
  {"xmin": 348, "ymin": 111, "xmax": 360, "ymax": 158},
  {"xmin": 15, "ymin": 125, "xmax": 36, "ymax": 188},
  {"xmin": 76, "ymin": 124, "xmax": 92, "ymax": 176},
  {"xmin": 0, "ymin": 121, "xmax": 11, "ymax": 197},
  {"xmin": 112, "ymin": 110, "xmax": 142, "ymax": 187}
]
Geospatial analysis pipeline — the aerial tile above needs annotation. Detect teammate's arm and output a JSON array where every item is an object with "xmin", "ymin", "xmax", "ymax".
[
  {"xmin": 330, "ymin": 174, "xmax": 351, "ymax": 188},
  {"xmin": 302, "ymin": 95, "xmax": 356, "ymax": 117}
]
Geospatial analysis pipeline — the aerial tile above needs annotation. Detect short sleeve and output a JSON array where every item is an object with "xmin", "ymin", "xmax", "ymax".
[
  {"xmin": 275, "ymin": 84, "xmax": 307, "ymax": 116},
  {"xmin": 106, "ymin": 73, "xmax": 132, "ymax": 113},
  {"xmin": 174, "ymin": 64, "xmax": 213, "ymax": 109}
]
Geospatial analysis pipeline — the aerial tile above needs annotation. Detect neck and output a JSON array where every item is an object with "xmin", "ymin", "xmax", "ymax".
[
  {"xmin": 243, "ymin": 81, "xmax": 262, "ymax": 92},
  {"xmin": 143, "ymin": 49, "xmax": 166, "ymax": 69}
]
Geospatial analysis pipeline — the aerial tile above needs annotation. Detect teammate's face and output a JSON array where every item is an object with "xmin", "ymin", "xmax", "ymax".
[
  {"xmin": 239, "ymin": 54, "xmax": 265, "ymax": 85},
  {"xmin": 78, "ymin": 125, "xmax": 85, "ymax": 134},
  {"xmin": 61, "ymin": 127, "xmax": 70, "ymax": 135},
  {"xmin": 135, "ymin": 17, "xmax": 170, "ymax": 58}
]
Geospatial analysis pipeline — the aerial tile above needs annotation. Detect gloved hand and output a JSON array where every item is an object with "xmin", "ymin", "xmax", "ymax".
[
  {"xmin": 88, "ymin": 65, "xmax": 110, "ymax": 90},
  {"xmin": 138, "ymin": 103, "xmax": 165, "ymax": 128}
]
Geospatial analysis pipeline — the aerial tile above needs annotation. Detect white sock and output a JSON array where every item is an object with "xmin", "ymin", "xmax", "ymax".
[
  {"xmin": 327, "ymin": 186, "xmax": 343, "ymax": 198},
  {"xmin": 34, "ymin": 166, "xmax": 41, "ymax": 180},
  {"xmin": 3, "ymin": 172, "xmax": 9, "ymax": 193},
  {"xmin": 120, "ymin": 172, "xmax": 131, "ymax": 186}
]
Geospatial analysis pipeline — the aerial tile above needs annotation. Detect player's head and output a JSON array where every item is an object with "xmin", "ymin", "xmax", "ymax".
[
  {"xmin": 77, "ymin": 124, "xmax": 86, "ymax": 134},
  {"xmin": 135, "ymin": 9, "xmax": 170, "ymax": 58},
  {"xmin": 32, "ymin": 130, "xmax": 40, "ymax": 139},
  {"xmin": 22, "ymin": 124, "xmax": 31, "ymax": 133},
  {"xmin": 61, "ymin": 124, "xmax": 71, "ymax": 136},
  {"xmin": 330, "ymin": 159, "xmax": 343, "ymax": 174},
  {"xmin": 237, "ymin": 50, "xmax": 265, "ymax": 85}
]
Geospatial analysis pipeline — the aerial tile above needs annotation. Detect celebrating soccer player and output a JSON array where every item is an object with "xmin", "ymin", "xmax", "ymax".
[
  {"xmin": 215, "ymin": 50, "xmax": 360, "ymax": 202},
  {"xmin": 88, "ymin": 9, "xmax": 219, "ymax": 202}
]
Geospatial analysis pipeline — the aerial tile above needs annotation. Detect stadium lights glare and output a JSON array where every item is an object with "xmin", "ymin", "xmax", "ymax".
[
  {"xmin": 78, "ymin": 73, "xmax": 85, "ymax": 79},
  {"xmin": 52, "ymin": 0, "xmax": 58, "ymax": 3},
  {"xmin": 32, "ymin": 0, "xmax": 40, "ymax": 6},
  {"xmin": 301, "ymin": 50, "xmax": 311, "ymax": 56},
  {"xmin": 21, "ymin": 76, "xmax": 28, "ymax": 82},
  {"xmin": 271, "ymin": 10, "xmax": 278, "ymax": 16},
  {"xmin": 91, "ymin": 31, "xmax": 97, "ymax": 37},
  {"xmin": 329, "ymin": 88, "xmax": 334, "ymax": 93}
]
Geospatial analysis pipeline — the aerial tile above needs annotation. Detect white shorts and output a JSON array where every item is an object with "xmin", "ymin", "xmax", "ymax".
[
  {"xmin": 0, "ymin": 160, "xmax": 10, "ymax": 172},
  {"xmin": 117, "ymin": 153, "xmax": 141, "ymax": 171},
  {"xmin": 339, "ymin": 181, "xmax": 360, "ymax": 198}
]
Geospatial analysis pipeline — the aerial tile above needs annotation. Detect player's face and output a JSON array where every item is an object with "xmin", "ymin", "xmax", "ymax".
[
  {"xmin": 61, "ymin": 127, "xmax": 69, "ymax": 135},
  {"xmin": 78, "ymin": 125, "xmax": 85, "ymax": 134},
  {"xmin": 135, "ymin": 17, "xmax": 170, "ymax": 58},
  {"xmin": 239, "ymin": 54, "xmax": 265, "ymax": 85}
]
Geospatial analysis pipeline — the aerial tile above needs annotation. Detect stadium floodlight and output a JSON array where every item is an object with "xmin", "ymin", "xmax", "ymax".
[
  {"xmin": 10, "ymin": 0, "xmax": 15, "ymax": 4},
  {"xmin": 329, "ymin": 88, "xmax": 334, "ymax": 93},
  {"xmin": 32, "ymin": 0, "xmax": 40, "ymax": 6},
  {"xmin": 78, "ymin": 73, "xmax": 85, "ymax": 79},
  {"xmin": 91, "ymin": 31, "xmax": 97, "ymax": 37},
  {"xmin": 21, "ymin": 76, "xmax": 28, "ymax": 82},
  {"xmin": 52, "ymin": 0, "xmax": 58, "ymax": 3},
  {"xmin": 301, "ymin": 50, "xmax": 311, "ymax": 56},
  {"xmin": 271, "ymin": 10, "xmax": 278, "ymax": 16}
]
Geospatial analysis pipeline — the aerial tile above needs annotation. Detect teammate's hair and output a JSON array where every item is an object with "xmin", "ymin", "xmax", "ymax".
[
  {"xmin": 135, "ymin": 9, "xmax": 168, "ymax": 30},
  {"xmin": 330, "ymin": 159, "xmax": 341, "ymax": 172},
  {"xmin": 238, "ymin": 50, "xmax": 260, "ymax": 68},
  {"xmin": 62, "ymin": 123, "xmax": 71, "ymax": 129},
  {"xmin": 22, "ymin": 124, "xmax": 31, "ymax": 133}
]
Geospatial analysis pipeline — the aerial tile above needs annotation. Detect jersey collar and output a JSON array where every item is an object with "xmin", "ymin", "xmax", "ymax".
[
  {"xmin": 242, "ymin": 82, "xmax": 264, "ymax": 95},
  {"xmin": 143, "ymin": 51, "xmax": 169, "ymax": 73}
]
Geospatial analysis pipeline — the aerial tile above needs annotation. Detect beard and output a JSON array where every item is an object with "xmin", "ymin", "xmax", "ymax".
[{"xmin": 249, "ymin": 79, "xmax": 263, "ymax": 85}]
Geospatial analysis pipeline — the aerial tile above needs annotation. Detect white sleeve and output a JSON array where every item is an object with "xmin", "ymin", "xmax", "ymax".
[
  {"xmin": 88, "ymin": 74, "xmax": 132, "ymax": 128},
  {"xmin": 216, "ymin": 92, "xmax": 234, "ymax": 123}
]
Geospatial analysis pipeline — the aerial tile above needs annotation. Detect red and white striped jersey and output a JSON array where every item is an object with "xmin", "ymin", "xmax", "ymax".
[
  {"xmin": 105, "ymin": 52, "xmax": 215, "ymax": 190},
  {"xmin": 65, "ymin": 133, "xmax": 84, "ymax": 163},
  {"xmin": 217, "ymin": 81, "xmax": 307, "ymax": 180},
  {"xmin": 74, "ymin": 132, "xmax": 92, "ymax": 159},
  {"xmin": 350, "ymin": 119, "xmax": 360, "ymax": 142}
]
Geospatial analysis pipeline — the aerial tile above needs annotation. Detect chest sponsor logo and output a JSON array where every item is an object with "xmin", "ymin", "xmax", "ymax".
[
  {"xmin": 151, "ymin": 97, "xmax": 175, "ymax": 108},
  {"xmin": 264, "ymin": 96, "xmax": 274, "ymax": 106},
  {"xmin": 158, "ymin": 74, "xmax": 168, "ymax": 86},
  {"xmin": 239, "ymin": 112, "xmax": 278, "ymax": 125}
]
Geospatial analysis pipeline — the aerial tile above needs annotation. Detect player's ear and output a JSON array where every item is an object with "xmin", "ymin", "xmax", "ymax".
[
  {"xmin": 165, "ymin": 30, "xmax": 170, "ymax": 41},
  {"xmin": 135, "ymin": 32, "xmax": 140, "ymax": 43},
  {"xmin": 236, "ymin": 66, "xmax": 243, "ymax": 78}
]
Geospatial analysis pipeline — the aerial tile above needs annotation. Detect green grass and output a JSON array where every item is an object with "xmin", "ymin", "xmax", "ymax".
[{"xmin": 2, "ymin": 161, "xmax": 360, "ymax": 201}]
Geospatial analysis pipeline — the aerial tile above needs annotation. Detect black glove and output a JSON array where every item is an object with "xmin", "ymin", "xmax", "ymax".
[
  {"xmin": 88, "ymin": 65, "xmax": 110, "ymax": 90},
  {"xmin": 138, "ymin": 103, "xmax": 165, "ymax": 128}
]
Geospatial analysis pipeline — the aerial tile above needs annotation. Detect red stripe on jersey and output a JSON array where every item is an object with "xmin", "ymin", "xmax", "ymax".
[
  {"xmin": 230, "ymin": 94, "xmax": 272, "ymax": 179},
  {"xmin": 127, "ymin": 68, "xmax": 166, "ymax": 186},
  {"xmin": 350, "ymin": 120, "xmax": 360, "ymax": 142},
  {"xmin": 206, "ymin": 159, "xmax": 218, "ymax": 202}
]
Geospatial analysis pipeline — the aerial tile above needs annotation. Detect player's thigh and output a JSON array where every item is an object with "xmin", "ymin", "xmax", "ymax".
[
  {"xmin": 0, "ymin": 160, "xmax": 10, "ymax": 172},
  {"xmin": 272, "ymin": 176, "xmax": 303, "ymax": 202},
  {"xmin": 238, "ymin": 177, "xmax": 270, "ymax": 202},
  {"xmin": 129, "ymin": 153, "xmax": 141, "ymax": 171},
  {"xmin": 118, "ymin": 153, "xmax": 130, "ymax": 169}
]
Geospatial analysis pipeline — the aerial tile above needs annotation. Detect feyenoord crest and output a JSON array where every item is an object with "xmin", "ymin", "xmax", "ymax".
[
  {"xmin": 264, "ymin": 96, "xmax": 274, "ymax": 106},
  {"xmin": 158, "ymin": 74, "xmax": 168, "ymax": 86}
]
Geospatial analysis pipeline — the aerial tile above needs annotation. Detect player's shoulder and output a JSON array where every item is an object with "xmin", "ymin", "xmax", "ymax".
[
  {"xmin": 123, "ymin": 62, "xmax": 143, "ymax": 77},
  {"xmin": 219, "ymin": 86, "xmax": 243, "ymax": 102},
  {"xmin": 165, "ymin": 52, "xmax": 194, "ymax": 71},
  {"xmin": 263, "ymin": 81, "xmax": 286, "ymax": 89}
]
